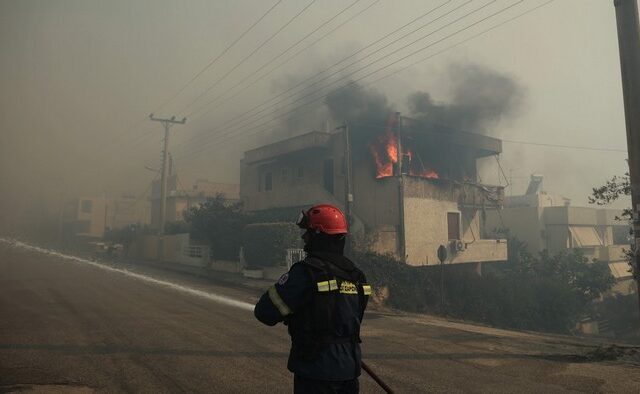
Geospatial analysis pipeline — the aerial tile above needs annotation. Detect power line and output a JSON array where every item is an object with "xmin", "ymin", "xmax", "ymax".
[
  {"xmin": 176, "ymin": 0, "xmax": 517, "ymax": 160},
  {"xmin": 365, "ymin": 0, "xmax": 555, "ymax": 86},
  {"xmin": 181, "ymin": 0, "xmax": 457, "ymax": 134},
  {"xmin": 100, "ymin": 1, "xmax": 313, "ymax": 160},
  {"xmin": 186, "ymin": 0, "xmax": 382, "ymax": 122},
  {"xmin": 151, "ymin": 0, "xmax": 283, "ymax": 115},
  {"xmin": 184, "ymin": 0, "xmax": 367, "ymax": 118},
  {"xmin": 127, "ymin": 0, "xmax": 357, "ymax": 154},
  {"xmin": 87, "ymin": 1, "xmax": 283, "ymax": 165},
  {"xmin": 114, "ymin": 0, "xmax": 453, "ymax": 158},
  {"xmin": 178, "ymin": 0, "xmax": 318, "ymax": 115},
  {"xmin": 173, "ymin": 0, "xmax": 471, "ymax": 153},
  {"xmin": 175, "ymin": 0, "xmax": 523, "ymax": 160},
  {"xmin": 409, "ymin": 101, "xmax": 627, "ymax": 154},
  {"xmin": 501, "ymin": 138, "xmax": 627, "ymax": 153},
  {"xmin": 175, "ymin": 0, "xmax": 563, "ymax": 166}
]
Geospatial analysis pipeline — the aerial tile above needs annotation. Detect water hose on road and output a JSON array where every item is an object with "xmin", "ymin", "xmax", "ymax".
[{"xmin": 362, "ymin": 361, "xmax": 394, "ymax": 393}]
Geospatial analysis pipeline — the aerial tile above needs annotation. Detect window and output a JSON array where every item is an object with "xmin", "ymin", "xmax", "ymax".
[
  {"xmin": 447, "ymin": 212, "xmax": 460, "ymax": 240},
  {"xmin": 323, "ymin": 159, "xmax": 334, "ymax": 194},
  {"xmin": 340, "ymin": 156, "xmax": 346, "ymax": 176},
  {"xmin": 81, "ymin": 200, "xmax": 92, "ymax": 213},
  {"xmin": 265, "ymin": 172, "xmax": 272, "ymax": 191},
  {"xmin": 297, "ymin": 166, "xmax": 304, "ymax": 178}
]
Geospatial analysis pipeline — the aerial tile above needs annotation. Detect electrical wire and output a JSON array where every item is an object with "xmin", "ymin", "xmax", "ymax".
[
  {"xmin": 173, "ymin": 0, "xmax": 488, "ymax": 156},
  {"xmin": 184, "ymin": 0, "xmax": 366, "ymax": 118},
  {"xmin": 86, "ymin": 1, "xmax": 283, "ymax": 167},
  {"xmin": 177, "ymin": 0, "xmax": 318, "ymax": 116},
  {"xmin": 125, "ymin": 0, "xmax": 380, "ymax": 154},
  {"xmin": 175, "ymin": 0, "xmax": 525, "ymax": 161},
  {"xmin": 501, "ymin": 138, "xmax": 627, "ymax": 153},
  {"xmin": 123, "ymin": 1, "xmax": 317, "ymax": 152},
  {"xmin": 151, "ymin": 0, "xmax": 283, "ymax": 115},
  {"xmin": 178, "ymin": 0, "xmax": 460, "ymax": 144},
  {"xmin": 185, "ymin": 2, "xmax": 584, "ymax": 163},
  {"xmin": 108, "ymin": 0, "xmax": 456, "ymax": 158},
  {"xmin": 185, "ymin": 0, "xmax": 382, "ymax": 121},
  {"xmin": 184, "ymin": 0, "xmax": 449, "ymax": 122}
]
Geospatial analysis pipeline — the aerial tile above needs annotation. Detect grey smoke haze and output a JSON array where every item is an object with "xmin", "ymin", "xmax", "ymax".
[{"xmin": 0, "ymin": 0, "xmax": 630, "ymax": 235}]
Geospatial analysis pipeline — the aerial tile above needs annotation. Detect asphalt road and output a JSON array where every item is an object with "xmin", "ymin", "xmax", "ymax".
[{"xmin": 1, "ymin": 241, "xmax": 639, "ymax": 393}]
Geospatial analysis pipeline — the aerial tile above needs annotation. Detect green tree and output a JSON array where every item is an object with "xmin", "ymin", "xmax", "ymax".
[
  {"xmin": 589, "ymin": 172, "xmax": 631, "ymax": 220},
  {"xmin": 589, "ymin": 172, "xmax": 636, "ymax": 279},
  {"xmin": 184, "ymin": 194, "xmax": 248, "ymax": 260}
]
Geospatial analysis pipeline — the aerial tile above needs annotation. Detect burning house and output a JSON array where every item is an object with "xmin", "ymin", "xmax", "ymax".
[{"xmin": 240, "ymin": 113, "xmax": 507, "ymax": 267}]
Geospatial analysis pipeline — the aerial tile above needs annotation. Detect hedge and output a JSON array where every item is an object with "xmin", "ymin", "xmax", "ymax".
[{"xmin": 242, "ymin": 222, "xmax": 302, "ymax": 268}]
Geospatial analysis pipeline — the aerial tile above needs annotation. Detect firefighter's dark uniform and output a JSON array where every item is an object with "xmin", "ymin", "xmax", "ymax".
[{"xmin": 254, "ymin": 251, "xmax": 370, "ymax": 393}]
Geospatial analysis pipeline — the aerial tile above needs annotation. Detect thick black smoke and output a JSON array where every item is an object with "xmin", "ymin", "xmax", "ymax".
[
  {"xmin": 407, "ymin": 63, "xmax": 524, "ymax": 135},
  {"xmin": 324, "ymin": 83, "xmax": 393, "ymax": 128},
  {"xmin": 277, "ymin": 62, "xmax": 523, "ymax": 139}
]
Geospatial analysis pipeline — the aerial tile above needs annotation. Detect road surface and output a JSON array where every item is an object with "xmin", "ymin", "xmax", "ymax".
[{"xmin": 1, "ymin": 241, "xmax": 639, "ymax": 393}]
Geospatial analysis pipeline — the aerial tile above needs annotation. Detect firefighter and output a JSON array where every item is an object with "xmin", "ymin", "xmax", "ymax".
[{"xmin": 254, "ymin": 204, "xmax": 371, "ymax": 394}]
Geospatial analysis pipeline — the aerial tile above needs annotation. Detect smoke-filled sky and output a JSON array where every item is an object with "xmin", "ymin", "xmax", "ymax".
[{"xmin": 0, "ymin": 0, "xmax": 632, "ymax": 227}]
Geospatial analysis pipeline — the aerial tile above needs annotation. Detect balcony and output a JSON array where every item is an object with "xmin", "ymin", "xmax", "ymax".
[
  {"xmin": 402, "ymin": 176, "xmax": 504, "ymax": 208},
  {"xmin": 449, "ymin": 239, "xmax": 508, "ymax": 264}
]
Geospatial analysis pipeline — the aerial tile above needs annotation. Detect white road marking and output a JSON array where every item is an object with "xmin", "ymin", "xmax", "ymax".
[{"xmin": 0, "ymin": 238, "xmax": 255, "ymax": 312}]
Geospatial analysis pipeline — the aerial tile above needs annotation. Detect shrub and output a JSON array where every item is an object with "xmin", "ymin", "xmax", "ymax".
[
  {"xmin": 184, "ymin": 194, "xmax": 248, "ymax": 260},
  {"xmin": 351, "ymin": 238, "xmax": 615, "ymax": 334},
  {"xmin": 595, "ymin": 294, "xmax": 640, "ymax": 340},
  {"xmin": 242, "ymin": 222, "xmax": 302, "ymax": 268}
]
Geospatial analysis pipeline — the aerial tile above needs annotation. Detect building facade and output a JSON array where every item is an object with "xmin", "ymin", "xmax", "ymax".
[
  {"xmin": 62, "ymin": 195, "xmax": 150, "ymax": 240},
  {"xmin": 149, "ymin": 176, "xmax": 240, "ymax": 229},
  {"xmin": 240, "ymin": 115, "xmax": 507, "ymax": 267},
  {"xmin": 485, "ymin": 176, "xmax": 634, "ymax": 295}
]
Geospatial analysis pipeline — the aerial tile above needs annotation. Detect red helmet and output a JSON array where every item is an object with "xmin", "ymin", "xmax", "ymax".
[{"xmin": 296, "ymin": 204, "xmax": 348, "ymax": 235}]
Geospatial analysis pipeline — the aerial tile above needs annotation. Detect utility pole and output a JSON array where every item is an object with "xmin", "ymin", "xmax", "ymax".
[
  {"xmin": 149, "ymin": 114, "xmax": 186, "ymax": 244},
  {"xmin": 614, "ymin": 0, "xmax": 640, "ymax": 313},
  {"xmin": 340, "ymin": 122, "xmax": 354, "ymax": 254},
  {"xmin": 396, "ymin": 112, "xmax": 406, "ymax": 262}
]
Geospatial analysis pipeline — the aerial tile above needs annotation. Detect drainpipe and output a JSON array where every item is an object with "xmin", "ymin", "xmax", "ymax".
[{"xmin": 396, "ymin": 112, "xmax": 406, "ymax": 262}]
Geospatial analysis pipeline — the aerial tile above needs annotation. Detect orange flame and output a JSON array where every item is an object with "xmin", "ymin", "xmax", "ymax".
[
  {"xmin": 368, "ymin": 115, "xmax": 398, "ymax": 178},
  {"xmin": 369, "ymin": 114, "xmax": 439, "ymax": 180}
]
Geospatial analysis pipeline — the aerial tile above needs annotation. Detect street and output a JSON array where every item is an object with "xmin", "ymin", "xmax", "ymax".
[{"xmin": 1, "ymin": 241, "xmax": 639, "ymax": 393}]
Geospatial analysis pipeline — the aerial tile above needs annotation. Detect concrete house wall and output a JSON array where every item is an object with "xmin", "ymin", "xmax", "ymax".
[
  {"xmin": 150, "ymin": 178, "xmax": 239, "ymax": 229},
  {"xmin": 484, "ymin": 191, "xmax": 633, "ymax": 295},
  {"xmin": 241, "ymin": 126, "xmax": 508, "ymax": 267},
  {"xmin": 241, "ymin": 132, "xmax": 345, "ymax": 212},
  {"xmin": 402, "ymin": 177, "xmax": 506, "ymax": 265}
]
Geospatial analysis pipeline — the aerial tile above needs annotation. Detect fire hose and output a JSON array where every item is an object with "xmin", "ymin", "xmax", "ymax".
[{"xmin": 362, "ymin": 361, "xmax": 394, "ymax": 393}]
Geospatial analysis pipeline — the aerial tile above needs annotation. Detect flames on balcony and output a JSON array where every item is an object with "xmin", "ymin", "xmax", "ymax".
[{"xmin": 368, "ymin": 113, "xmax": 439, "ymax": 179}]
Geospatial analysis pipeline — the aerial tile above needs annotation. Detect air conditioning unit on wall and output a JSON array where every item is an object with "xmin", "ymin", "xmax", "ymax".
[{"xmin": 449, "ymin": 239, "xmax": 466, "ymax": 254}]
